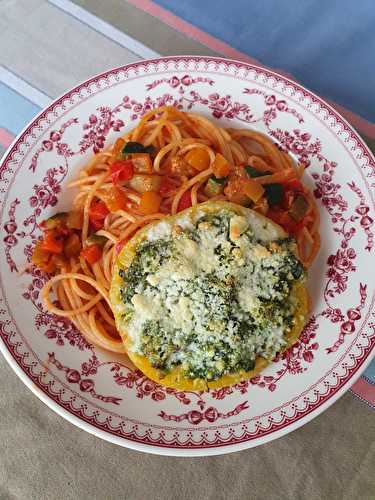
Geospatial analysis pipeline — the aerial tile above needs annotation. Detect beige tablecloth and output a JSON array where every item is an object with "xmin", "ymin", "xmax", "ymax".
[
  {"xmin": 0, "ymin": 2, "xmax": 374, "ymax": 499},
  {"xmin": 1, "ymin": 356, "xmax": 374, "ymax": 500}
]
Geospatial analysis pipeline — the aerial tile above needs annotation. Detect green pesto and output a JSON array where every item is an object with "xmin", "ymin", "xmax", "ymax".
[{"xmin": 118, "ymin": 210, "xmax": 305, "ymax": 381}]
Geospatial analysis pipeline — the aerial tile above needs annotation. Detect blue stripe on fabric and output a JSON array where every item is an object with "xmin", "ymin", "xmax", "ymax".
[
  {"xmin": 0, "ymin": 82, "xmax": 41, "ymax": 135},
  {"xmin": 362, "ymin": 363, "xmax": 375, "ymax": 384},
  {"xmin": 154, "ymin": 0, "xmax": 375, "ymax": 122}
]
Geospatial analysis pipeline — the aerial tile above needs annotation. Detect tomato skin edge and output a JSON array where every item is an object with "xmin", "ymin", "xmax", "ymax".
[{"xmin": 177, "ymin": 190, "xmax": 192, "ymax": 212}]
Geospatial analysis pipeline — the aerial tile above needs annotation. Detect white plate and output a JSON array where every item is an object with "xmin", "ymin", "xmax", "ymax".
[{"xmin": 0, "ymin": 56, "xmax": 374, "ymax": 456}]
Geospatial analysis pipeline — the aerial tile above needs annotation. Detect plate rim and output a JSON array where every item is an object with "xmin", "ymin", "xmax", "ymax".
[{"xmin": 0, "ymin": 55, "xmax": 374, "ymax": 457}]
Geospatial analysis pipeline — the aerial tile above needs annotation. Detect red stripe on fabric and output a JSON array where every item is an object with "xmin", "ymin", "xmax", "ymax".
[
  {"xmin": 351, "ymin": 378, "xmax": 375, "ymax": 406},
  {"xmin": 0, "ymin": 128, "xmax": 14, "ymax": 148},
  {"xmin": 129, "ymin": 0, "xmax": 375, "ymax": 139}
]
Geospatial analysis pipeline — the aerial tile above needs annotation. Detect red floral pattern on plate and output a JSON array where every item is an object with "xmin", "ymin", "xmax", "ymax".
[{"xmin": 0, "ymin": 57, "xmax": 374, "ymax": 455}]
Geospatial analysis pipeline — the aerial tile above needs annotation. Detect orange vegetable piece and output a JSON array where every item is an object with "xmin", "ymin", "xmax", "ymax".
[
  {"xmin": 242, "ymin": 179, "xmax": 265, "ymax": 203},
  {"xmin": 66, "ymin": 210, "xmax": 83, "ymax": 230},
  {"xmin": 107, "ymin": 138, "xmax": 126, "ymax": 165},
  {"xmin": 185, "ymin": 148, "xmax": 210, "ymax": 171},
  {"xmin": 112, "ymin": 137, "xmax": 125, "ymax": 156},
  {"xmin": 40, "ymin": 231, "xmax": 64, "ymax": 254},
  {"xmin": 212, "ymin": 153, "xmax": 231, "ymax": 178},
  {"xmin": 81, "ymin": 244, "xmax": 102, "ymax": 265},
  {"xmin": 224, "ymin": 179, "xmax": 250, "ymax": 206},
  {"xmin": 42, "ymin": 258, "xmax": 57, "ymax": 274},
  {"xmin": 139, "ymin": 191, "xmax": 162, "ymax": 215},
  {"xmin": 32, "ymin": 241, "xmax": 51, "ymax": 267},
  {"xmin": 101, "ymin": 187, "xmax": 127, "ymax": 212}
]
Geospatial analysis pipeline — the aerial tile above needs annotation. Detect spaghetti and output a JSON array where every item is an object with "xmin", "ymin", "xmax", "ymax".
[{"xmin": 32, "ymin": 106, "xmax": 319, "ymax": 355}]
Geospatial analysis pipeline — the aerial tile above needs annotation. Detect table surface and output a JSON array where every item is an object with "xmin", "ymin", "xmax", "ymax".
[{"xmin": 0, "ymin": 2, "xmax": 374, "ymax": 499}]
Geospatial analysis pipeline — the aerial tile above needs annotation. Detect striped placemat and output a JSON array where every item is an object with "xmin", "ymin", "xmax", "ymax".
[{"xmin": 0, "ymin": 0, "xmax": 373, "ymax": 409}]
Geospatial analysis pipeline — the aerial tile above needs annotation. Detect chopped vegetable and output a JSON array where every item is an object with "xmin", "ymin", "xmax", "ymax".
[
  {"xmin": 283, "ymin": 179, "xmax": 304, "ymax": 192},
  {"xmin": 40, "ymin": 213, "xmax": 67, "ymax": 231},
  {"xmin": 51, "ymin": 254, "xmax": 67, "ymax": 268},
  {"xmin": 178, "ymin": 190, "xmax": 192, "ymax": 211},
  {"xmin": 267, "ymin": 208, "xmax": 305, "ymax": 235},
  {"xmin": 81, "ymin": 244, "xmax": 102, "ymax": 265},
  {"xmin": 264, "ymin": 183, "xmax": 283, "ymax": 206},
  {"xmin": 130, "ymin": 153, "xmax": 153, "ymax": 174},
  {"xmin": 64, "ymin": 233, "xmax": 81, "ymax": 258},
  {"xmin": 245, "ymin": 166, "xmax": 269, "ymax": 178},
  {"xmin": 224, "ymin": 179, "xmax": 251, "ymax": 206},
  {"xmin": 253, "ymin": 196, "xmax": 269, "ymax": 215},
  {"xmin": 66, "ymin": 210, "xmax": 83, "ymax": 230},
  {"xmin": 204, "ymin": 177, "xmax": 225, "ymax": 197},
  {"xmin": 110, "ymin": 160, "xmax": 134, "ymax": 184},
  {"xmin": 122, "ymin": 141, "xmax": 155, "ymax": 156},
  {"xmin": 211, "ymin": 175, "xmax": 227, "ymax": 185},
  {"xmin": 89, "ymin": 201, "xmax": 109, "ymax": 230},
  {"xmin": 42, "ymin": 258, "xmax": 57, "ymax": 273},
  {"xmin": 101, "ymin": 187, "xmax": 127, "ymax": 212},
  {"xmin": 289, "ymin": 194, "xmax": 309, "ymax": 221},
  {"xmin": 32, "ymin": 241, "xmax": 51, "ymax": 268},
  {"xmin": 242, "ymin": 178, "xmax": 265, "ymax": 203},
  {"xmin": 185, "ymin": 148, "xmax": 210, "ymax": 171},
  {"xmin": 86, "ymin": 233, "xmax": 108, "ymax": 248},
  {"xmin": 139, "ymin": 191, "xmax": 162, "ymax": 215},
  {"xmin": 212, "ymin": 153, "xmax": 230, "ymax": 178},
  {"xmin": 40, "ymin": 231, "xmax": 64, "ymax": 254},
  {"xmin": 112, "ymin": 137, "xmax": 125, "ymax": 156},
  {"xmin": 128, "ymin": 174, "xmax": 161, "ymax": 193},
  {"xmin": 159, "ymin": 177, "xmax": 176, "ymax": 197},
  {"xmin": 171, "ymin": 156, "xmax": 195, "ymax": 177}
]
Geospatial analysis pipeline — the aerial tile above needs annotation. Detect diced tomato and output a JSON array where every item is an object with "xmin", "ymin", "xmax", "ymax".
[
  {"xmin": 89, "ymin": 200, "xmax": 109, "ymax": 230},
  {"xmin": 81, "ymin": 244, "xmax": 102, "ymax": 265},
  {"xmin": 283, "ymin": 179, "xmax": 304, "ymax": 192},
  {"xmin": 267, "ymin": 208, "xmax": 305, "ymax": 235},
  {"xmin": 110, "ymin": 160, "xmax": 134, "ymax": 184},
  {"xmin": 55, "ymin": 226, "xmax": 70, "ymax": 238},
  {"xmin": 159, "ymin": 177, "xmax": 175, "ymax": 197},
  {"xmin": 287, "ymin": 219, "xmax": 306, "ymax": 235},
  {"xmin": 40, "ymin": 231, "xmax": 64, "ymax": 254},
  {"xmin": 177, "ymin": 190, "xmax": 192, "ymax": 212}
]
